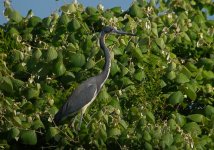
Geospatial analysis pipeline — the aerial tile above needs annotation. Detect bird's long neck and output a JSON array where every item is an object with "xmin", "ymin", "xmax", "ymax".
[{"xmin": 99, "ymin": 32, "xmax": 111, "ymax": 83}]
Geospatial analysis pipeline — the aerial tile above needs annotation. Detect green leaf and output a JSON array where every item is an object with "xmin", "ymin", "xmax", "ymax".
[
  {"xmin": 146, "ymin": 111, "xmax": 155, "ymax": 124},
  {"xmin": 180, "ymin": 66, "xmax": 192, "ymax": 79},
  {"xmin": 168, "ymin": 91, "xmax": 184, "ymax": 105},
  {"xmin": 110, "ymin": 7, "xmax": 122, "ymax": 15},
  {"xmin": 20, "ymin": 130, "xmax": 37, "ymax": 145},
  {"xmin": 108, "ymin": 128, "xmax": 121, "ymax": 137},
  {"xmin": 181, "ymin": 84, "xmax": 197, "ymax": 101},
  {"xmin": 119, "ymin": 120, "xmax": 128, "ymax": 129},
  {"xmin": 143, "ymin": 130, "xmax": 151, "ymax": 141},
  {"xmin": 134, "ymin": 70, "xmax": 145, "ymax": 81},
  {"xmin": 46, "ymin": 127, "xmax": 59, "ymax": 141},
  {"xmin": 167, "ymin": 71, "xmax": 176, "ymax": 80},
  {"xmin": 86, "ymin": 59, "xmax": 95, "ymax": 69},
  {"xmin": 9, "ymin": 27, "xmax": 19, "ymax": 37},
  {"xmin": 129, "ymin": 3, "xmax": 143, "ymax": 18},
  {"xmin": 202, "ymin": 70, "xmax": 214, "ymax": 80},
  {"xmin": 168, "ymin": 119, "xmax": 177, "ymax": 130},
  {"xmin": 12, "ymin": 78, "xmax": 24, "ymax": 90},
  {"xmin": 42, "ymin": 16, "xmax": 52, "ymax": 28},
  {"xmin": 120, "ymin": 77, "xmax": 134, "ymax": 86},
  {"xmin": 46, "ymin": 47, "xmax": 58, "ymax": 62},
  {"xmin": 32, "ymin": 120, "xmax": 45, "ymax": 130},
  {"xmin": 99, "ymin": 127, "xmax": 107, "ymax": 142},
  {"xmin": 61, "ymin": 3, "xmax": 76, "ymax": 13},
  {"xmin": 113, "ymin": 47, "xmax": 123, "ymax": 55},
  {"xmin": 0, "ymin": 77, "xmax": 13, "ymax": 93},
  {"xmin": 121, "ymin": 66, "xmax": 129, "ymax": 76},
  {"xmin": 186, "ymin": 62, "xmax": 198, "ymax": 72},
  {"xmin": 155, "ymin": 38, "xmax": 165, "ymax": 49},
  {"xmin": 58, "ymin": 14, "xmax": 69, "ymax": 26},
  {"xmin": 13, "ymin": 116, "xmax": 22, "ymax": 125},
  {"xmin": 28, "ymin": 16, "xmax": 42, "ymax": 27},
  {"xmin": 110, "ymin": 62, "xmax": 120, "ymax": 76},
  {"xmin": 174, "ymin": 134, "xmax": 184, "ymax": 144},
  {"xmin": 53, "ymin": 60, "xmax": 66, "ymax": 76},
  {"xmin": 144, "ymin": 142, "xmax": 153, "ymax": 150},
  {"xmin": 86, "ymin": 7, "xmax": 97, "ymax": 15},
  {"xmin": 174, "ymin": 112, "xmax": 186, "ymax": 127},
  {"xmin": 175, "ymin": 73, "xmax": 190, "ymax": 84},
  {"xmin": 4, "ymin": 7, "xmax": 13, "ymax": 17},
  {"xmin": 108, "ymin": 99, "xmax": 121, "ymax": 110},
  {"xmin": 168, "ymin": 62, "xmax": 177, "ymax": 71},
  {"xmin": 27, "ymin": 88, "xmax": 39, "ymax": 99},
  {"xmin": 33, "ymin": 49, "xmax": 42, "ymax": 60},
  {"xmin": 205, "ymin": 105, "xmax": 214, "ymax": 117},
  {"xmin": 160, "ymin": 80, "xmax": 167, "ymax": 88},
  {"xmin": 162, "ymin": 133, "xmax": 173, "ymax": 147},
  {"xmin": 181, "ymin": 32, "xmax": 191, "ymax": 42},
  {"xmin": 9, "ymin": 10, "xmax": 22, "ymax": 23},
  {"xmin": 187, "ymin": 114, "xmax": 204, "ymax": 123},
  {"xmin": 8, "ymin": 128, "xmax": 20, "ymax": 140},
  {"xmin": 70, "ymin": 53, "xmax": 86, "ymax": 67},
  {"xmin": 152, "ymin": 27, "xmax": 158, "ymax": 37},
  {"xmin": 183, "ymin": 122, "xmax": 201, "ymax": 136},
  {"xmin": 67, "ymin": 19, "xmax": 81, "ymax": 32}
]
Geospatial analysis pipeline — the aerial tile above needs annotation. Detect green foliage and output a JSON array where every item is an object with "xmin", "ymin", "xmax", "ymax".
[{"xmin": 0, "ymin": 0, "xmax": 214, "ymax": 149}]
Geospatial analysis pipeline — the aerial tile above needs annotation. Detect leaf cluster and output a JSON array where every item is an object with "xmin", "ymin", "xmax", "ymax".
[{"xmin": 0, "ymin": 0, "xmax": 214, "ymax": 149}]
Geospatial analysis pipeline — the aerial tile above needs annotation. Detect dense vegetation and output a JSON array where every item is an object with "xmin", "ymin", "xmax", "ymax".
[{"xmin": 0, "ymin": 0, "xmax": 214, "ymax": 149}]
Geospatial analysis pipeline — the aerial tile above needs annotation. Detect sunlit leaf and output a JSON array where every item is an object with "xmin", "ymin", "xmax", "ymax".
[
  {"xmin": 53, "ymin": 60, "xmax": 66, "ymax": 76},
  {"xmin": 108, "ymin": 128, "xmax": 121, "ymax": 137},
  {"xmin": 129, "ymin": 3, "xmax": 143, "ymax": 18},
  {"xmin": 168, "ymin": 119, "xmax": 177, "ymax": 130},
  {"xmin": 155, "ymin": 38, "xmax": 165, "ymax": 49},
  {"xmin": 175, "ymin": 73, "xmax": 190, "ymax": 84},
  {"xmin": 183, "ymin": 122, "xmax": 201, "ymax": 136},
  {"xmin": 181, "ymin": 83, "xmax": 197, "ymax": 101},
  {"xmin": 9, "ymin": 10, "xmax": 22, "ymax": 23},
  {"xmin": 187, "ymin": 114, "xmax": 204, "ymax": 123},
  {"xmin": 46, "ymin": 127, "xmax": 59, "ymax": 141},
  {"xmin": 46, "ymin": 47, "xmax": 58, "ymax": 62},
  {"xmin": 69, "ymin": 53, "xmax": 86, "ymax": 67},
  {"xmin": 146, "ymin": 111, "xmax": 155, "ymax": 124},
  {"xmin": 110, "ymin": 62, "xmax": 120, "ymax": 76},
  {"xmin": 28, "ymin": 16, "xmax": 42, "ymax": 27},
  {"xmin": 134, "ymin": 69, "xmax": 145, "ymax": 81}
]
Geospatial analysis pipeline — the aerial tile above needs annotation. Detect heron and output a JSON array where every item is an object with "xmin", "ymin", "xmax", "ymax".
[{"xmin": 54, "ymin": 26, "xmax": 135, "ymax": 128}]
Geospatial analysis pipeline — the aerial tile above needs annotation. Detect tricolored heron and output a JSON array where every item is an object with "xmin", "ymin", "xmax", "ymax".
[{"xmin": 54, "ymin": 26, "xmax": 135, "ymax": 128}]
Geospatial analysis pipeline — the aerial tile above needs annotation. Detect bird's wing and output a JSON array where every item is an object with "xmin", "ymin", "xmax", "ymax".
[
  {"xmin": 54, "ymin": 82, "xmax": 98, "ymax": 123},
  {"xmin": 65, "ymin": 83, "xmax": 97, "ymax": 115}
]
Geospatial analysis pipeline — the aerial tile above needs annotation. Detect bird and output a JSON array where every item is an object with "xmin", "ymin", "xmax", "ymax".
[{"xmin": 54, "ymin": 26, "xmax": 136, "ymax": 129}]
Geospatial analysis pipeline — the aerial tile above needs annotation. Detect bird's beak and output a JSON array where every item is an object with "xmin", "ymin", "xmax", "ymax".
[{"xmin": 113, "ymin": 29, "xmax": 136, "ymax": 36}]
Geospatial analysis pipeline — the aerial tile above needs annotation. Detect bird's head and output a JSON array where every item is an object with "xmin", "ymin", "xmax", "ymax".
[{"xmin": 102, "ymin": 26, "xmax": 136, "ymax": 36}]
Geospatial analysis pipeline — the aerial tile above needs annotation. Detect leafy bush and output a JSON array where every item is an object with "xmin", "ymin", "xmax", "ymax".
[{"xmin": 0, "ymin": 0, "xmax": 213, "ymax": 149}]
